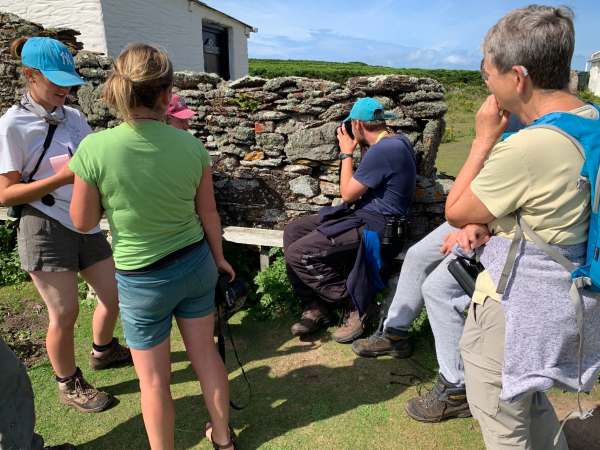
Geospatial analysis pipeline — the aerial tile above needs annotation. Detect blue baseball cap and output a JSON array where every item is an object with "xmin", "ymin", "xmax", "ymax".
[
  {"xmin": 21, "ymin": 37, "xmax": 85, "ymax": 87},
  {"xmin": 343, "ymin": 97, "xmax": 395, "ymax": 122}
]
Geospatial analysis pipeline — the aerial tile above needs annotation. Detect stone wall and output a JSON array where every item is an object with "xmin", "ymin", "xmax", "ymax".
[
  {"xmin": 1, "ymin": 11, "xmax": 450, "ymax": 240},
  {"xmin": 0, "ymin": 12, "xmax": 82, "ymax": 116}
]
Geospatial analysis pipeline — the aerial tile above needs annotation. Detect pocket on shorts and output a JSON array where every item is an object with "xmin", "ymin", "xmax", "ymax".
[{"xmin": 464, "ymin": 360, "xmax": 502, "ymax": 417}]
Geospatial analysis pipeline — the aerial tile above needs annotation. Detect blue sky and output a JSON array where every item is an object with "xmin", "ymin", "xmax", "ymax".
[{"xmin": 203, "ymin": 0, "xmax": 598, "ymax": 70}]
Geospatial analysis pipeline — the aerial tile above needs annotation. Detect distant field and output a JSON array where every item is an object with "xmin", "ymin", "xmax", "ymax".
[{"xmin": 249, "ymin": 58, "xmax": 483, "ymax": 87}]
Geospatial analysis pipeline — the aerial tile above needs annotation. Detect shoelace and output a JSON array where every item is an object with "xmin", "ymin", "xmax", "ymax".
[{"xmin": 74, "ymin": 377, "xmax": 98, "ymax": 400}]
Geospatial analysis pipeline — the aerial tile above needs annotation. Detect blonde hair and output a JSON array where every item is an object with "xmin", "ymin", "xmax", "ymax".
[{"xmin": 103, "ymin": 43, "xmax": 173, "ymax": 121}]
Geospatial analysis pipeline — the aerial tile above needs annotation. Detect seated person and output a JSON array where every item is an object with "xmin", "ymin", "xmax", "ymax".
[
  {"xmin": 284, "ymin": 97, "xmax": 416, "ymax": 343},
  {"xmin": 352, "ymin": 221, "xmax": 488, "ymax": 422}
]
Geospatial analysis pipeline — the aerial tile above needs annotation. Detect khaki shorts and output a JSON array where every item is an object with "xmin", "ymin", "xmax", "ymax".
[{"xmin": 17, "ymin": 205, "xmax": 112, "ymax": 273}]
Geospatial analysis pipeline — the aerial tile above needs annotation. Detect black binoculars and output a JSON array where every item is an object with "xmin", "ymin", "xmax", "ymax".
[{"xmin": 215, "ymin": 273, "xmax": 248, "ymax": 321}]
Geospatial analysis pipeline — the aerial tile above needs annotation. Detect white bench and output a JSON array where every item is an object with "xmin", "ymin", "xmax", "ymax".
[
  {"xmin": 0, "ymin": 207, "xmax": 283, "ymax": 270},
  {"xmin": 1, "ymin": 208, "xmax": 412, "ymax": 270}
]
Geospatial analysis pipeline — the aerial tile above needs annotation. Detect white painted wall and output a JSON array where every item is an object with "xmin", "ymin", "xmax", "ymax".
[
  {"xmin": 100, "ymin": 0, "xmax": 250, "ymax": 76},
  {"xmin": 1, "ymin": 0, "xmax": 252, "ymax": 77},
  {"xmin": 0, "ymin": 0, "xmax": 108, "ymax": 54},
  {"xmin": 589, "ymin": 54, "xmax": 600, "ymax": 96}
]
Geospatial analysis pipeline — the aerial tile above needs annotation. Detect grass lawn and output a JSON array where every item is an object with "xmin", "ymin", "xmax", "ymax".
[{"xmin": 1, "ymin": 282, "xmax": 599, "ymax": 449}]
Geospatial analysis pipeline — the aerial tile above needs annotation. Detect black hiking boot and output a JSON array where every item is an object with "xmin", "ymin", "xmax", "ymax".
[
  {"xmin": 291, "ymin": 301, "xmax": 331, "ymax": 336},
  {"xmin": 405, "ymin": 373, "xmax": 472, "ymax": 422},
  {"xmin": 351, "ymin": 329, "xmax": 413, "ymax": 358}
]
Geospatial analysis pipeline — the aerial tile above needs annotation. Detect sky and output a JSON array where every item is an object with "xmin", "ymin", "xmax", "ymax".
[{"xmin": 202, "ymin": 0, "xmax": 599, "ymax": 71}]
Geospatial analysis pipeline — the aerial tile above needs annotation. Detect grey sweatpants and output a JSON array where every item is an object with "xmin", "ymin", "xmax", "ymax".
[
  {"xmin": 384, "ymin": 221, "xmax": 471, "ymax": 386},
  {"xmin": 0, "ymin": 337, "xmax": 44, "ymax": 450}
]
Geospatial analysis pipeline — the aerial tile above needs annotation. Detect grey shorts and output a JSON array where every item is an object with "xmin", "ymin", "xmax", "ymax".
[{"xmin": 17, "ymin": 205, "xmax": 112, "ymax": 273}]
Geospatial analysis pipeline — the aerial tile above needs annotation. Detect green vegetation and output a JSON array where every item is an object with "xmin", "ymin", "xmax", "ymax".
[
  {"xmin": 228, "ymin": 93, "xmax": 261, "ymax": 111},
  {"xmin": 0, "ymin": 222, "xmax": 28, "ymax": 286},
  {"xmin": 254, "ymin": 249, "xmax": 300, "ymax": 319},
  {"xmin": 250, "ymin": 58, "xmax": 483, "ymax": 87}
]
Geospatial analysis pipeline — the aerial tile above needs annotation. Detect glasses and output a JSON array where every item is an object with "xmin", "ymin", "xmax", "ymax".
[{"xmin": 480, "ymin": 59, "xmax": 529, "ymax": 82}]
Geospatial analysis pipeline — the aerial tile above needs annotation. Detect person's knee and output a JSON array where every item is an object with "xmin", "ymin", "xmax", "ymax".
[
  {"xmin": 48, "ymin": 303, "xmax": 79, "ymax": 328},
  {"xmin": 139, "ymin": 373, "xmax": 171, "ymax": 393}
]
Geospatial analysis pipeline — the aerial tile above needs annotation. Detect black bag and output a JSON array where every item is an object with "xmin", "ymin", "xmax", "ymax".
[
  {"xmin": 7, "ymin": 123, "xmax": 58, "ymax": 219},
  {"xmin": 447, "ymin": 256, "xmax": 484, "ymax": 297}
]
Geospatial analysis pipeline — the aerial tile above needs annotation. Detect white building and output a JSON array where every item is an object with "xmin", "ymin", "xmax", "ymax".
[
  {"xmin": 0, "ymin": 0, "xmax": 256, "ymax": 79},
  {"xmin": 588, "ymin": 51, "xmax": 600, "ymax": 96}
]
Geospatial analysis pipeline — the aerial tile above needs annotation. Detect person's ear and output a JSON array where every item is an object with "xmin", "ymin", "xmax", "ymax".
[
  {"xmin": 513, "ymin": 65, "xmax": 529, "ymax": 95},
  {"xmin": 352, "ymin": 120, "xmax": 361, "ymax": 137},
  {"xmin": 22, "ymin": 67, "xmax": 36, "ymax": 84}
]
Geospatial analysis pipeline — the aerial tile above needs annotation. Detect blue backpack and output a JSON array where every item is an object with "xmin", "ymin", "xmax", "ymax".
[{"xmin": 496, "ymin": 103, "xmax": 600, "ymax": 423}]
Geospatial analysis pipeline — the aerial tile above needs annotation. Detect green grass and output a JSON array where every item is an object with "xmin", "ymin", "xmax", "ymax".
[
  {"xmin": 2, "ymin": 282, "xmax": 484, "ymax": 449},
  {"xmin": 2, "ymin": 281, "xmax": 597, "ymax": 449},
  {"xmin": 249, "ymin": 58, "xmax": 483, "ymax": 87}
]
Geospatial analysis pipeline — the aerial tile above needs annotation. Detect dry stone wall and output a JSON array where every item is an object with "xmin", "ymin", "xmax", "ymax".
[{"xmin": 1, "ymin": 12, "xmax": 451, "ymax": 240}]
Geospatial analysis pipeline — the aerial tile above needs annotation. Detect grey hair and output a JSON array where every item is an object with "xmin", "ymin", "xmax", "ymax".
[{"xmin": 483, "ymin": 4, "xmax": 574, "ymax": 90}]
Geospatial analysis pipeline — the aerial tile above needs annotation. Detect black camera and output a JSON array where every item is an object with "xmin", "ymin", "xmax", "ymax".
[
  {"xmin": 215, "ymin": 273, "xmax": 248, "ymax": 321},
  {"xmin": 335, "ymin": 121, "xmax": 354, "ymax": 141},
  {"xmin": 382, "ymin": 217, "xmax": 406, "ymax": 247}
]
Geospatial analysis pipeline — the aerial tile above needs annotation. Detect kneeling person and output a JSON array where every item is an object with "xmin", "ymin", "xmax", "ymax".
[{"xmin": 284, "ymin": 97, "xmax": 416, "ymax": 343}]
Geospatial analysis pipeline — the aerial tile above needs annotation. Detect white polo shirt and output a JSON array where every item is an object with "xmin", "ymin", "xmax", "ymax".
[{"xmin": 0, "ymin": 101, "xmax": 99, "ymax": 233}]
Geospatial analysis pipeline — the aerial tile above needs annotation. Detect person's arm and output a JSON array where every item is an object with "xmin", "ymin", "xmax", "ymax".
[
  {"xmin": 0, "ymin": 166, "xmax": 73, "ymax": 206},
  {"xmin": 440, "ymin": 223, "xmax": 491, "ymax": 255},
  {"xmin": 70, "ymin": 174, "xmax": 102, "ymax": 232},
  {"xmin": 445, "ymin": 95, "xmax": 509, "ymax": 227},
  {"xmin": 336, "ymin": 125, "xmax": 368, "ymax": 203},
  {"xmin": 195, "ymin": 166, "xmax": 235, "ymax": 281}
]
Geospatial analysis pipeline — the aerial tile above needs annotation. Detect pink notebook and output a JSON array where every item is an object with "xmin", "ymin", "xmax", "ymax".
[{"xmin": 49, "ymin": 154, "xmax": 71, "ymax": 173}]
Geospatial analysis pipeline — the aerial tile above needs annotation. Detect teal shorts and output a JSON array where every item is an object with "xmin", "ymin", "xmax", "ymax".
[{"xmin": 116, "ymin": 241, "xmax": 218, "ymax": 350}]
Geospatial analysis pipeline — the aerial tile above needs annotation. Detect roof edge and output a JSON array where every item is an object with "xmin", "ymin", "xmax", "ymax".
[{"xmin": 193, "ymin": 1, "xmax": 257, "ymax": 32}]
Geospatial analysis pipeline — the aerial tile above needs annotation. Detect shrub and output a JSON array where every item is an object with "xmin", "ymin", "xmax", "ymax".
[
  {"xmin": 0, "ymin": 222, "xmax": 27, "ymax": 286},
  {"xmin": 253, "ymin": 249, "xmax": 300, "ymax": 319}
]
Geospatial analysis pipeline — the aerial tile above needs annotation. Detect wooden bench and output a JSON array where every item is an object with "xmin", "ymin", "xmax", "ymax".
[
  {"xmin": 0, "ymin": 207, "xmax": 283, "ymax": 269},
  {"xmin": 1, "ymin": 208, "xmax": 412, "ymax": 270}
]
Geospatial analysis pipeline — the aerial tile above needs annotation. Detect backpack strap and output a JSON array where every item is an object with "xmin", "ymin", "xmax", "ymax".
[{"xmin": 26, "ymin": 123, "xmax": 58, "ymax": 183}]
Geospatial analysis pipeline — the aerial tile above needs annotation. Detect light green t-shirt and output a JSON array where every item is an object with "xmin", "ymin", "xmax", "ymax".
[{"xmin": 69, "ymin": 120, "xmax": 210, "ymax": 270}]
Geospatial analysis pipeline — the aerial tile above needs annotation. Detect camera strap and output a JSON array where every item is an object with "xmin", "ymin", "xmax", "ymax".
[{"xmin": 216, "ymin": 310, "xmax": 252, "ymax": 411}]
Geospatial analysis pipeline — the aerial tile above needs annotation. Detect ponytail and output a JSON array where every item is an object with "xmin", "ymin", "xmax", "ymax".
[
  {"xmin": 10, "ymin": 36, "xmax": 28, "ymax": 60},
  {"xmin": 103, "ymin": 43, "xmax": 173, "ymax": 122}
]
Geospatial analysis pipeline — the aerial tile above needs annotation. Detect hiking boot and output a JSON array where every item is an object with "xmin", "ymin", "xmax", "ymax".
[
  {"xmin": 351, "ymin": 329, "xmax": 413, "ymax": 358},
  {"xmin": 57, "ymin": 368, "xmax": 114, "ymax": 413},
  {"xmin": 333, "ymin": 309, "xmax": 366, "ymax": 343},
  {"xmin": 405, "ymin": 373, "xmax": 472, "ymax": 422},
  {"xmin": 89, "ymin": 337, "xmax": 132, "ymax": 370},
  {"xmin": 290, "ymin": 302, "xmax": 331, "ymax": 336}
]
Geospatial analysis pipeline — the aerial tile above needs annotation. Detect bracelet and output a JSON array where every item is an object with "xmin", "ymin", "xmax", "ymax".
[{"xmin": 338, "ymin": 153, "xmax": 353, "ymax": 160}]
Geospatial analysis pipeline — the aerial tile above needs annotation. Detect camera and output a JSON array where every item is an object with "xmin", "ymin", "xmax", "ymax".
[
  {"xmin": 335, "ymin": 121, "xmax": 354, "ymax": 141},
  {"xmin": 215, "ymin": 273, "xmax": 248, "ymax": 321}
]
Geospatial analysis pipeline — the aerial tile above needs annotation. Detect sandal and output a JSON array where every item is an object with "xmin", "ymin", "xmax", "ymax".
[{"xmin": 205, "ymin": 422, "xmax": 238, "ymax": 450}]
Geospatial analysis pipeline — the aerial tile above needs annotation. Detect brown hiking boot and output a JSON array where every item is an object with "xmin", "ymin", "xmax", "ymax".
[
  {"xmin": 58, "ymin": 368, "xmax": 114, "ymax": 413},
  {"xmin": 89, "ymin": 338, "xmax": 132, "ymax": 370},
  {"xmin": 290, "ymin": 301, "xmax": 331, "ymax": 336},
  {"xmin": 333, "ymin": 309, "xmax": 366, "ymax": 343},
  {"xmin": 351, "ymin": 330, "xmax": 413, "ymax": 358},
  {"xmin": 405, "ymin": 373, "xmax": 471, "ymax": 422}
]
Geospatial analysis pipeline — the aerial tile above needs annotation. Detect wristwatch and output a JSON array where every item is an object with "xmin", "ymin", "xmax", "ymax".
[{"xmin": 338, "ymin": 153, "xmax": 353, "ymax": 160}]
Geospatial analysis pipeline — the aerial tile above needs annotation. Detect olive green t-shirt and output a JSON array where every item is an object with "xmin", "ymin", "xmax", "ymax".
[{"xmin": 69, "ymin": 120, "xmax": 210, "ymax": 270}]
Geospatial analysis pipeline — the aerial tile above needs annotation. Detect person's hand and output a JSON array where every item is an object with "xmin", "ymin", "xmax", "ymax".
[
  {"xmin": 473, "ymin": 95, "xmax": 510, "ymax": 151},
  {"xmin": 54, "ymin": 164, "xmax": 74, "ymax": 186},
  {"xmin": 336, "ymin": 123, "xmax": 358, "ymax": 155},
  {"xmin": 215, "ymin": 257, "xmax": 235, "ymax": 282},
  {"xmin": 440, "ymin": 223, "xmax": 491, "ymax": 255}
]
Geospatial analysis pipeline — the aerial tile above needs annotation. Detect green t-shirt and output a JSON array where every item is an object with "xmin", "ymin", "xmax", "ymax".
[{"xmin": 69, "ymin": 121, "xmax": 210, "ymax": 270}]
